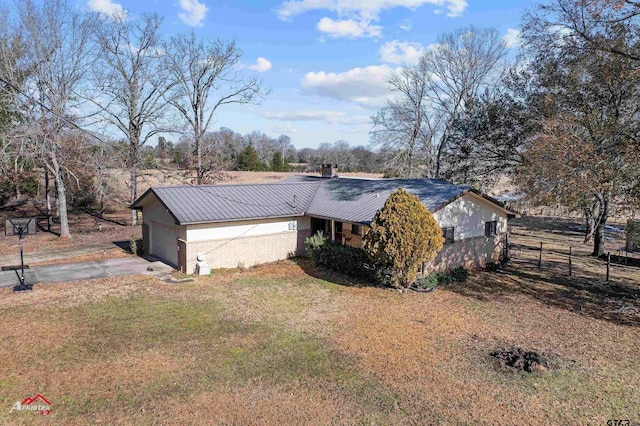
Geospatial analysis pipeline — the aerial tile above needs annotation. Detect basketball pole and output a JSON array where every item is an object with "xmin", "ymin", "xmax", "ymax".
[
  {"xmin": 11, "ymin": 221, "xmax": 33, "ymax": 292},
  {"xmin": 19, "ymin": 226, "xmax": 25, "ymax": 287}
]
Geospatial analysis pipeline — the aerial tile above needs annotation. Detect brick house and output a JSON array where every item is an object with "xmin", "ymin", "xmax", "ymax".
[{"xmin": 132, "ymin": 166, "xmax": 514, "ymax": 274}]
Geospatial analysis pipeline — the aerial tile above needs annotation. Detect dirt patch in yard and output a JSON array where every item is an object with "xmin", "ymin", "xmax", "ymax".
[{"xmin": 490, "ymin": 347, "xmax": 549, "ymax": 373}]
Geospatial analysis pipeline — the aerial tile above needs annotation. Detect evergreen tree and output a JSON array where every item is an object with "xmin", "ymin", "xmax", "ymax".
[
  {"xmin": 271, "ymin": 151, "xmax": 286, "ymax": 172},
  {"xmin": 363, "ymin": 189, "xmax": 444, "ymax": 288},
  {"xmin": 237, "ymin": 142, "xmax": 261, "ymax": 171}
]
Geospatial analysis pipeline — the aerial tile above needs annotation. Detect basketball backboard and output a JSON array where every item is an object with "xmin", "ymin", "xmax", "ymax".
[{"xmin": 4, "ymin": 218, "xmax": 37, "ymax": 237}]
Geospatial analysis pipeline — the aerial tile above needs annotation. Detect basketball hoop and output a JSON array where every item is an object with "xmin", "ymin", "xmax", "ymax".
[{"xmin": 4, "ymin": 218, "xmax": 37, "ymax": 291}]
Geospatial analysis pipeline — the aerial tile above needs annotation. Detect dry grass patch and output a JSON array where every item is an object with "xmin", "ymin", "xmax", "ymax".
[
  {"xmin": 0, "ymin": 210, "xmax": 139, "ymax": 257},
  {"xmin": 163, "ymin": 386, "xmax": 341, "ymax": 426},
  {"xmin": 0, "ymin": 225, "xmax": 638, "ymax": 425},
  {"xmin": 29, "ymin": 248, "xmax": 131, "ymax": 267},
  {"xmin": 331, "ymin": 282, "xmax": 639, "ymax": 424},
  {"xmin": 0, "ymin": 273, "xmax": 399, "ymax": 425},
  {"xmin": 0, "ymin": 275, "xmax": 153, "ymax": 309}
]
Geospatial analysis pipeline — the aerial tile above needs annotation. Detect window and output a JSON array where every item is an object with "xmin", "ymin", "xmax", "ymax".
[
  {"xmin": 485, "ymin": 221, "xmax": 497, "ymax": 237},
  {"xmin": 442, "ymin": 227, "xmax": 454, "ymax": 244},
  {"xmin": 352, "ymin": 224, "xmax": 362, "ymax": 236}
]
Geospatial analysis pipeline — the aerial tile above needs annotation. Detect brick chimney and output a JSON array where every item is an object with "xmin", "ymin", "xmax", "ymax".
[{"xmin": 320, "ymin": 164, "xmax": 338, "ymax": 178}]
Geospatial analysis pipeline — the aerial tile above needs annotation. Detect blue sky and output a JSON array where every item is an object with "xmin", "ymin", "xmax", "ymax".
[{"xmin": 85, "ymin": 0, "xmax": 537, "ymax": 149}]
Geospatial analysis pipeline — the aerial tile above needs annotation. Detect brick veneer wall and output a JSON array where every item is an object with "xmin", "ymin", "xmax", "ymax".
[
  {"xmin": 343, "ymin": 222, "xmax": 503, "ymax": 273},
  {"xmin": 425, "ymin": 233, "xmax": 505, "ymax": 272},
  {"xmin": 183, "ymin": 229, "xmax": 311, "ymax": 273}
]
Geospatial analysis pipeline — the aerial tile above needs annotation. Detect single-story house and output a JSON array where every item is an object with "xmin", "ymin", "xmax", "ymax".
[{"xmin": 132, "ymin": 165, "xmax": 514, "ymax": 274}]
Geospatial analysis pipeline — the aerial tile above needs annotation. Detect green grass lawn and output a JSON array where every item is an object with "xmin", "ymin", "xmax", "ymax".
[{"xmin": 0, "ymin": 258, "xmax": 638, "ymax": 425}]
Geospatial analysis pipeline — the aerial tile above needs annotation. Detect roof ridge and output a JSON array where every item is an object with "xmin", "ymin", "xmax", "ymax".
[{"xmin": 153, "ymin": 181, "xmax": 322, "ymax": 190}]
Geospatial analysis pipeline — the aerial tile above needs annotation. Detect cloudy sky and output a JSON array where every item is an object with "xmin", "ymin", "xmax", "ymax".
[{"xmin": 86, "ymin": 0, "xmax": 536, "ymax": 149}]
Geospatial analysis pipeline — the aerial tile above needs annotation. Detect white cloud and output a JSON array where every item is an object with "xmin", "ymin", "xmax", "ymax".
[
  {"xmin": 317, "ymin": 17, "xmax": 382, "ymax": 38},
  {"xmin": 266, "ymin": 123, "xmax": 298, "ymax": 135},
  {"xmin": 277, "ymin": 0, "xmax": 468, "ymax": 21},
  {"xmin": 248, "ymin": 57, "xmax": 272, "ymax": 72},
  {"xmin": 87, "ymin": 0, "xmax": 126, "ymax": 18},
  {"xmin": 399, "ymin": 19, "xmax": 412, "ymax": 31},
  {"xmin": 262, "ymin": 109, "xmax": 370, "ymax": 125},
  {"xmin": 379, "ymin": 40, "xmax": 424, "ymax": 65},
  {"xmin": 548, "ymin": 24, "xmax": 574, "ymax": 45},
  {"xmin": 301, "ymin": 65, "xmax": 397, "ymax": 109},
  {"xmin": 502, "ymin": 28, "xmax": 521, "ymax": 49},
  {"xmin": 178, "ymin": 0, "xmax": 208, "ymax": 27}
]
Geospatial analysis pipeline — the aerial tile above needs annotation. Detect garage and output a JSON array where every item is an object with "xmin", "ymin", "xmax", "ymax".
[
  {"xmin": 131, "ymin": 184, "xmax": 317, "ymax": 273},
  {"xmin": 150, "ymin": 221, "xmax": 178, "ymax": 267}
]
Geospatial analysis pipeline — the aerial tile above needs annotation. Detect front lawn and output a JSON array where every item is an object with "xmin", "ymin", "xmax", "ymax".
[{"xmin": 0, "ymin": 256, "xmax": 638, "ymax": 425}]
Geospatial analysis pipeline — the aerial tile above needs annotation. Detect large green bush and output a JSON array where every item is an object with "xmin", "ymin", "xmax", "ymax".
[
  {"xmin": 305, "ymin": 231, "xmax": 382, "ymax": 283},
  {"xmin": 363, "ymin": 188, "xmax": 444, "ymax": 288}
]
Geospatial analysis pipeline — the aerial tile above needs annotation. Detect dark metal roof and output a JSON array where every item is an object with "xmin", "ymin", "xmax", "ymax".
[
  {"xmin": 132, "ymin": 176, "xmax": 506, "ymax": 225},
  {"xmin": 288, "ymin": 176, "xmax": 471, "ymax": 224},
  {"xmin": 132, "ymin": 182, "xmax": 320, "ymax": 225}
]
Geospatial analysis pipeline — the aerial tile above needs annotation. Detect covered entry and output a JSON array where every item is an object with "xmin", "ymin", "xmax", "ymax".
[
  {"xmin": 310, "ymin": 217, "xmax": 330, "ymax": 237},
  {"xmin": 310, "ymin": 217, "xmax": 345, "ymax": 243}
]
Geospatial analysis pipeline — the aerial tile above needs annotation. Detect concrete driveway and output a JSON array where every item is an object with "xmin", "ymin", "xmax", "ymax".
[{"xmin": 0, "ymin": 257, "xmax": 174, "ymax": 288}]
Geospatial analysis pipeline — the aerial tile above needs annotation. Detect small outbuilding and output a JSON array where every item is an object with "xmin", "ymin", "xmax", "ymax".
[{"xmin": 132, "ymin": 171, "xmax": 514, "ymax": 274}]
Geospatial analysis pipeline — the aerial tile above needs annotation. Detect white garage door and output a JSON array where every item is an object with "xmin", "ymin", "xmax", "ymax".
[{"xmin": 151, "ymin": 221, "xmax": 178, "ymax": 267}]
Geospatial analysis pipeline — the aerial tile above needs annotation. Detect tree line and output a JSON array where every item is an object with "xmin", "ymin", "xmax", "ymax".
[
  {"xmin": 150, "ymin": 130, "xmax": 390, "ymax": 174},
  {"xmin": 1, "ymin": 0, "xmax": 639, "ymax": 256},
  {"xmin": 371, "ymin": 0, "xmax": 640, "ymax": 256},
  {"xmin": 0, "ymin": 0, "xmax": 271, "ymax": 235},
  {"xmin": 0, "ymin": 0, "xmax": 398, "ymax": 238}
]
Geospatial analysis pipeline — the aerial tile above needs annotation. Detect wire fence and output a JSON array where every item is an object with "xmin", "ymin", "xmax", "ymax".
[{"xmin": 508, "ymin": 239, "xmax": 640, "ymax": 283}]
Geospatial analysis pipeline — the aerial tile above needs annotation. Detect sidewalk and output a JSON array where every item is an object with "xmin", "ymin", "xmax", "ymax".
[{"xmin": 0, "ymin": 242, "xmax": 117, "ymax": 266}]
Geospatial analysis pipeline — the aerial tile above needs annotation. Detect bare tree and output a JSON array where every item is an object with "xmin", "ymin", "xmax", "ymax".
[
  {"xmin": 441, "ymin": 88, "xmax": 532, "ymax": 186},
  {"xmin": 371, "ymin": 62, "xmax": 440, "ymax": 178},
  {"xmin": 275, "ymin": 134, "xmax": 295, "ymax": 160},
  {"xmin": 244, "ymin": 130, "xmax": 277, "ymax": 164},
  {"xmin": 371, "ymin": 26, "xmax": 508, "ymax": 178},
  {"xmin": 526, "ymin": 0, "xmax": 640, "ymax": 62},
  {"xmin": 518, "ymin": 13, "xmax": 640, "ymax": 256},
  {"xmin": 0, "ymin": 6, "xmax": 39, "ymax": 201},
  {"xmin": 163, "ymin": 32, "xmax": 267, "ymax": 184},
  {"xmin": 13, "ymin": 0, "xmax": 91, "ymax": 238},
  {"xmin": 89, "ymin": 12, "xmax": 173, "ymax": 225},
  {"xmin": 423, "ymin": 26, "xmax": 509, "ymax": 177}
]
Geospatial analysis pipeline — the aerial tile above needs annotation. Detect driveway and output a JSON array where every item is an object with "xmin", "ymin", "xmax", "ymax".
[{"xmin": 0, "ymin": 257, "xmax": 174, "ymax": 288}]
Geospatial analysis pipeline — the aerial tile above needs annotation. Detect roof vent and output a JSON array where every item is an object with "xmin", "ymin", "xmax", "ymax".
[{"xmin": 321, "ymin": 164, "xmax": 338, "ymax": 178}]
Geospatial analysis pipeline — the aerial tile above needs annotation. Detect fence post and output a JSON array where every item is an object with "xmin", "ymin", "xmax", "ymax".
[
  {"xmin": 606, "ymin": 252, "xmax": 610, "ymax": 282},
  {"xmin": 505, "ymin": 233, "xmax": 509, "ymax": 261},
  {"xmin": 569, "ymin": 246, "xmax": 572, "ymax": 277},
  {"xmin": 538, "ymin": 242, "xmax": 542, "ymax": 269}
]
